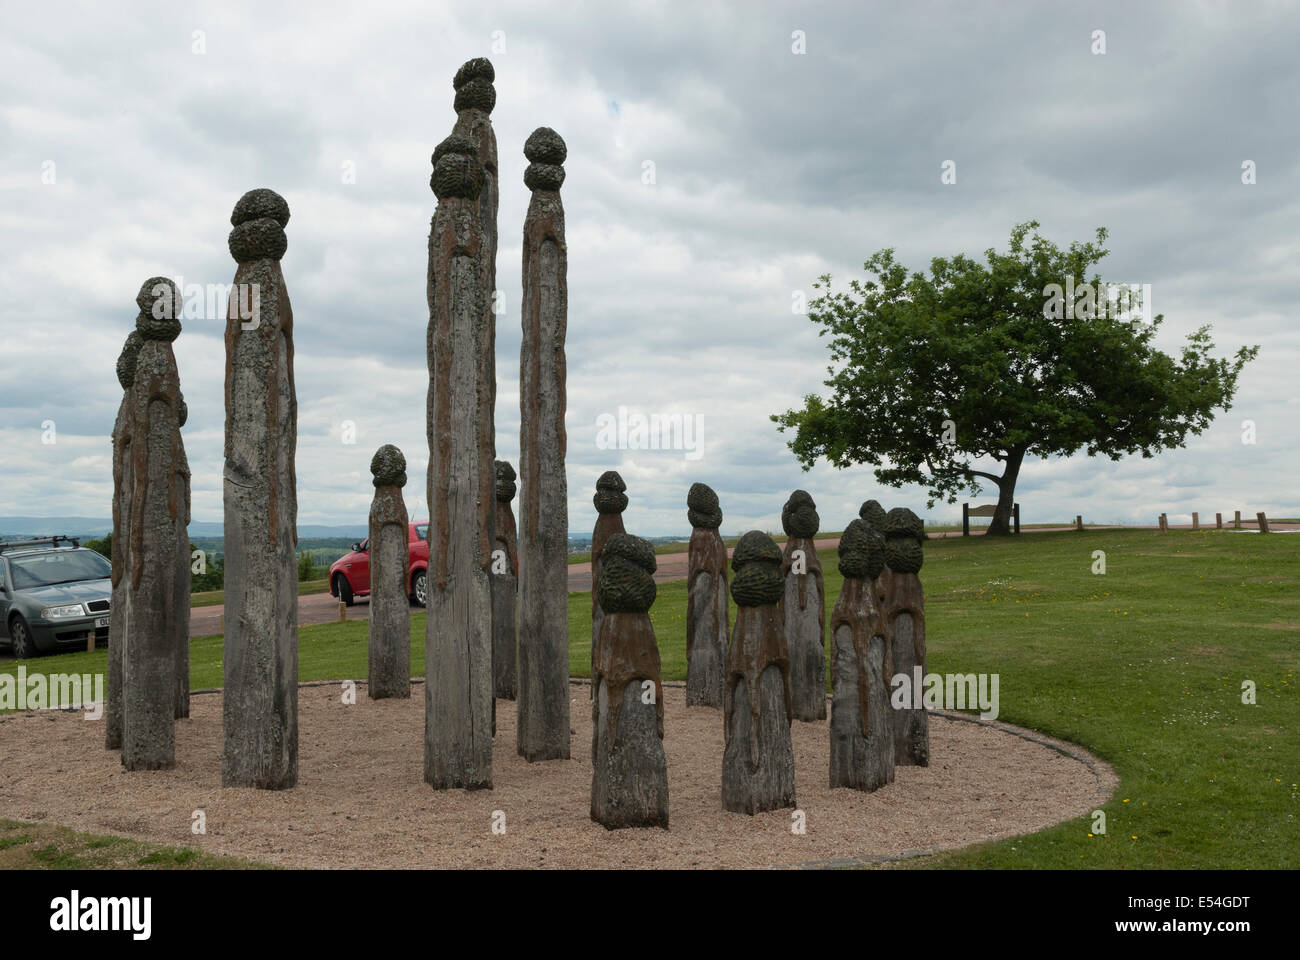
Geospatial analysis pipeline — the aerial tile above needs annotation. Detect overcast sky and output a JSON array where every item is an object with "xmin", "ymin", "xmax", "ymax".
[{"xmin": 2, "ymin": 0, "xmax": 1296, "ymax": 537}]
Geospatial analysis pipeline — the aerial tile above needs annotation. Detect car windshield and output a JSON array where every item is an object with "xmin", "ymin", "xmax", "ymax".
[
  {"xmin": 9, "ymin": 550, "xmax": 111, "ymax": 589},
  {"xmin": 415, "ymin": 524, "xmax": 428, "ymax": 540}
]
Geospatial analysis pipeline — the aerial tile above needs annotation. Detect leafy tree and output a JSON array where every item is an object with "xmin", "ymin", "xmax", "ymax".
[
  {"xmin": 297, "ymin": 551, "xmax": 317, "ymax": 582},
  {"xmin": 773, "ymin": 222, "xmax": 1258, "ymax": 535}
]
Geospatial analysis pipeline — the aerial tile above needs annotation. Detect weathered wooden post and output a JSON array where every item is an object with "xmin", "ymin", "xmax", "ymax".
[
  {"xmin": 962, "ymin": 502, "xmax": 970, "ymax": 537},
  {"xmin": 368, "ymin": 444, "xmax": 411, "ymax": 700},
  {"xmin": 1216, "ymin": 512, "xmax": 1223, "ymax": 529},
  {"xmin": 781, "ymin": 490, "xmax": 826, "ymax": 722},
  {"xmin": 173, "ymin": 398, "xmax": 191, "ymax": 720},
  {"xmin": 882, "ymin": 507, "xmax": 928, "ymax": 767},
  {"xmin": 1013, "ymin": 502, "xmax": 1021, "ymax": 534},
  {"xmin": 591, "ymin": 533, "xmax": 668, "ymax": 829},
  {"xmin": 517, "ymin": 125, "xmax": 570, "ymax": 763},
  {"xmin": 1075, "ymin": 514, "xmax": 1084, "ymax": 531},
  {"xmin": 685, "ymin": 482, "xmax": 728, "ymax": 708},
  {"xmin": 1192, "ymin": 512, "xmax": 1200, "ymax": 531},
  {"xmin": 1257, "ymin": 511, "xmax": 1270, "ymax": 534},
  {"xmin": 590, "ymin": 470, "xmax": 628, "ymax": 664},
  {"xmin": 107, "ymin": 330, "xmax": 142, "ymax": 751},
  {"xmin": 121, "ymin": 277, "xmax": 185, "ymax": 771},
  {"xmin": 425, "ymin": 134, "xmax": 495, "ymax": 789},
  {"xmin": 829, "ymin": 519, "xmax": 895, "ymax": 792},
  {"xmin": 1234, "ymin": 510, "xmax": 1242, "ymax": 530},
  {"xmin": 1159, "ymin": 513, "xmax": 1168, "ymax": 533},
  {"xmin": 722, "ymin": 531, "xmax": 796, "ymax": 815},
  {"xmin": 222, "ymin": 188, "xmax": 299, "ymax": 790},
  {"xmin": 492, "ymin": 460, "xmax": 519, "ymax": 700}
]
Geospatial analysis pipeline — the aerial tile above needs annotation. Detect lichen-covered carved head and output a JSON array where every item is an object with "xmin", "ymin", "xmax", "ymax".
[
  {"xmin": 115, "ymin": 330, "xmax": 143, "ymax": 390},
  {"xmin": 134, "ymin": 277, "xmax": 182, "ymax": 341},
  {"xmin": 686, "ymin": 482, "xmax": 722, "ymax": 530},
  {"xmin": 730, "ymin": 530, "xmax": 783, "ymax": 606},
  {"xmin": 884, "ymin": 507, "xmax": 925, "ymax": 573},
  {"xmin": 838, "ymin": 518, "xmax": 885, "ymax": 580},
  {"xmin": 370, "ymin": 444, "xmax": 407, "ymax": 488},
  {"xmin": 430, "ymin": 133, "xmax": 485, "ymax": 200},
  {"xmin": 228, "ymin": 188, "xmax": 289, "ymax": 264},
  {"xmin": 523, "ymin": 126, "xmax": 566, "ymax": 192},
  {"xmin": 597, "ymin": 532, "xmax": 657, "ymax": 613},
  {"xmin": 593, "ymin": 470, "xmax": 628, "ymax": 514},
  {"xmin": 859, "ymin": 499, "xmax": 886, "ymax": 532},
  {"xmin": 781, "ymin": 489, "xmax": 819, "ymax": 538},
  {"xmin": 453, "ymin": 57, "xmax": 496, "ymax": 114},
  {"xmin": 494, "ymin": 460, "xmax": 516, "ymax": 502}
]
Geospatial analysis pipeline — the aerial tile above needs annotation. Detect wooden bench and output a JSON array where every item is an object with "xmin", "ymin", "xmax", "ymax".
[{"xmin": 963, "ymin": 502, "xmax": 1020, "ymax": 536}]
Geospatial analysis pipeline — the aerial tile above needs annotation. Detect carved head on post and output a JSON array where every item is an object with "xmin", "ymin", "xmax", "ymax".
[
  {"xmin": 431, "ymin": 133, "xmax": 485, "ymax": 200},
  {"xmin": 687, "ymin": 482, "xmax": 722, "ymax": 530},
  {"xmin": 524, "ymin": 127, "xmax": 566, "ymax": 193},
  {"xmin": 494, "ymin": 460, "xmax": 516, "ymax": 504},
  {"xmin": 859, "ymin": 499, "xmax": 886, "ymax": 532},
  {"xmin": 370, "ymin": 444, "xmax": 407, "ymax": 489},
  {"xmin": 884, "ymin": 507, "xmax": 924, "ymax": 574},
  {"xmin": 730, "ymin": 531, "xmax": 783, "ymax": 607},
  {"xmin": 228, "ymin": 188, "xmax": 289, "ymax": 263},
  {"xmin": 596, "ymin": 533, "xmax": 657, "ymax": 614},
  {"xmin": 135, "ymin": 277, "xmax": 182, "ymax": 342},
  {"xmin": 838, "ymin": 519, "xmax": 886, "ymax": 581},
  {"xmin": 116, "ymin": 331, "xmax": 143, "ymax": 390},
  {"xmin": 594, "ymin": 470, "xmax": 628, "ymax": 515},
  {"xmin": 781, "ymin": 490, "xmax": 819, "ymax": 539},
  {"xmin": 453, "ymin": 58, "xmax": 496, "ymax": 115}
]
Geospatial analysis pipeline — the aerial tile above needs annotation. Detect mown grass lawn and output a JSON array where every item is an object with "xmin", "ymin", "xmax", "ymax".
[{"xmin": 4, "ymin": 529, "xmax": 1296, "ymax": 869}]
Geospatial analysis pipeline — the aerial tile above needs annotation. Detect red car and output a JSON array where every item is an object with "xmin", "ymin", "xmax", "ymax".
[{"xmin": 329, "ymin": 521, "xmax": 430, "ymax": 607}]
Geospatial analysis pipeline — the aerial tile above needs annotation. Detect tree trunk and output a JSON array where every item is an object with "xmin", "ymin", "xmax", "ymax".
[{"xmin": 984, "ymin": 448, "xmax": 1025, "ymax": 536}]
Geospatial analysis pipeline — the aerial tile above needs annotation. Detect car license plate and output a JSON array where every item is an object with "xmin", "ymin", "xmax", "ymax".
[{"xmin": 95, "ymin": 617, "xmax": 109, "ymax": 629}]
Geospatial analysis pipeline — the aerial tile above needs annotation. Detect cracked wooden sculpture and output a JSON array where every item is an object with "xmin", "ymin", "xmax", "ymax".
[
  {"xmin": 426, "ymin": 133, "xmax": 494, "ymax": 789},
  {"xmin": 517, "ymin": 125, "xmax": 571, "ymax": 762},
  {"xmin": 589, "ymin": 470, "xmax": 627, "ymax": 673},
  {"xmin": 829, "ymin": 519, "xmax": 895, "ymax": 791},
  {"xmin": 118, "ymin": 277, "xmax": 186, "ymax": 770},
  {"xmin": 492, "ymin": 459, "xmax": 518, "ymax": 701},
  {"xmin": 722, "ymin": 531, "xmax": 796, "ymax": 815},
  {"xmin": 882, "ymin": 507, "xmax": 928, "ymax": 766},
  {"xmin": 590, "ymin": 533, "xmax": 668, "ymax": 830},
  {"xmin": 781, "ymin": 490, "xmax": 826, "ymax": 721},
  {"xmin": 106, "ymin": 329, "xmax": 142, "ymax": 752},
  {"xmin": 685, "ymin": 482, "xmax": 727, "ymax": 708},
  {"xmin": 368, "ymin": 445, "xmax": 411, "ymax": 700},
  {"xmin": 222, "ymin": 188, "xmax": 299, "ymax": 790},
  {"xmin": 173, "ymin": 383, "xmax": 191, "ymax": 722}
]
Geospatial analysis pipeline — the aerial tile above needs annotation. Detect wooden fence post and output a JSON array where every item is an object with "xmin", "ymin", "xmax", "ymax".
[
  {"xmin": 1013, "ymin": 503, "xmax": 1021, "ymax": 535},
  {"xmin": 1257, "ymin": 512, "xmax": 1270, "ymax": 534},
  {"xmin": 1192, "ymin": 512, "xmax": 1199, "ymax": 531},
  {"xmin": 962, "ymin": 502, "xmax": 970, "ymax": 537},
  {"xmin": 1159, "ymin": 513, "xmax": 1168, "ymax": 533},
  {"xmin": 1216, "ymin": 512, "xmax": 1222, "ymax": 529},
  {"xmin": 1234, "ymin": 510, "xmax": 1242, "ymax": 530},
  {"xmin": 1075, "ymin": 515, "xmax": 1083, "ymax": 532}
]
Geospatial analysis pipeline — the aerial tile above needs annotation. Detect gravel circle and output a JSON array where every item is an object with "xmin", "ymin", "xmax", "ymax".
[{"xmin": 0, "ymin": 682, "xmax": 1113, "ymax": 869}]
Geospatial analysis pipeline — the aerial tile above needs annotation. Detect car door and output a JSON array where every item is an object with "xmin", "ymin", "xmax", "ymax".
[
  {"xmin": 354, "ymin": 539, "xmax": 371, "ymax": 593},
  {"xmin": 0, "ymin": 559, "xmax": 11, "ymax": 638}
]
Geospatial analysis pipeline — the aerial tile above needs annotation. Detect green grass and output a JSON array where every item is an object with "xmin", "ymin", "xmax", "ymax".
[
  {"xmin": 4, "ymin": 529, "xmax": 1297, "ymax": 869},
  {"xmin": 0, "ymin": 819, "xmax": 265, "ymax": 869},
  {"xmin": 190, "ymin": 577, "xmax": 330, "ymax": 608}
]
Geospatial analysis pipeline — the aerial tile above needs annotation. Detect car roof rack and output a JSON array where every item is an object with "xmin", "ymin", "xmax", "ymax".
[{"xmin": 0, "ymin": 535, "xmax": 82, "ymax": 553}]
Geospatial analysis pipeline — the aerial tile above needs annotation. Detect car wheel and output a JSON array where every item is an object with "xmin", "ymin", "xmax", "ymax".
[
  {"xmin": 412, "ymin": 570, "xmax": 428, "ymax": 607},
  {"xmin": 9, "ymin": 614, "xmax": 38, "ymax": 659},
  {"xmin": 334, "ymin": 574, "xmax": 355, "ymax": 607}
]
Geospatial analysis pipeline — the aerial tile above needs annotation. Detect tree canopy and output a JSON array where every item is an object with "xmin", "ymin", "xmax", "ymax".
[{"xmin": 773, "ymin": 221, "xmax": 1258, "ymax": 535}]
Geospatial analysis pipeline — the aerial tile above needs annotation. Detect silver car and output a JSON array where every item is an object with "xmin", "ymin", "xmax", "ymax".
[{"xmin": 0, "ymin": 538, "xmax": 111, "ymax": 658}]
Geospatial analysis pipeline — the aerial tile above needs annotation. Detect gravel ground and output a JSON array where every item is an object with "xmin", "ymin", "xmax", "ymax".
[{"xmin": 0, "ymin": 682, "xmax": 1113, "ymax": 869}]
